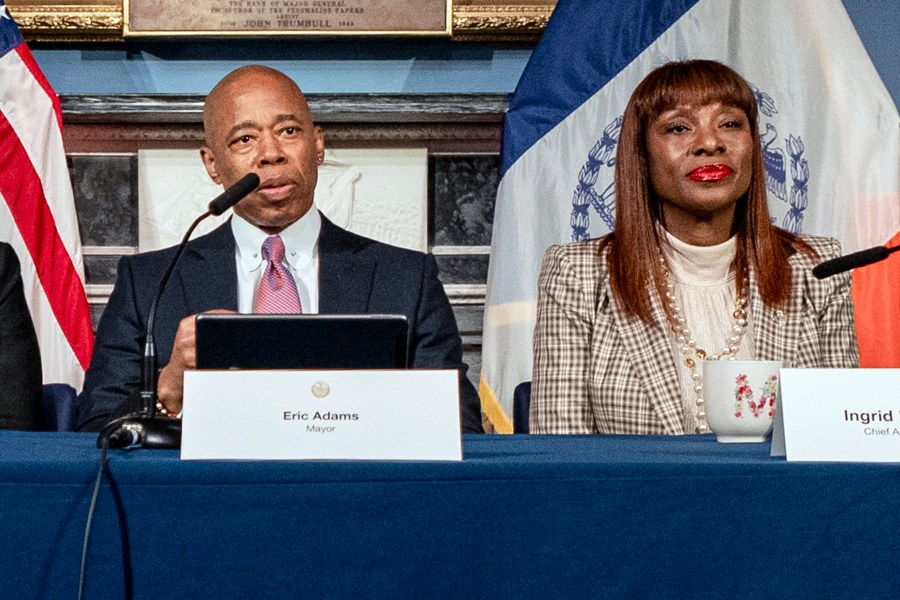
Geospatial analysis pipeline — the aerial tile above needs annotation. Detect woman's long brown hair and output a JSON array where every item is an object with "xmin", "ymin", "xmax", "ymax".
[{"xmin": 602, "ymin": 59, "xmax": 813, "ymax": 322}]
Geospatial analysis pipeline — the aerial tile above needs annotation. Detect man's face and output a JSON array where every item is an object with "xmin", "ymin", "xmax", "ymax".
[{"xmin": 200, "ymin": 70, "xmax": 324, "ymax": 233}]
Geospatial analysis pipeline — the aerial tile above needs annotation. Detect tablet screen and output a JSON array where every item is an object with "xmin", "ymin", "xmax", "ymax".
[{"xmin": 195, "ymin": 314, "xmax": 408, "ymax": 370}]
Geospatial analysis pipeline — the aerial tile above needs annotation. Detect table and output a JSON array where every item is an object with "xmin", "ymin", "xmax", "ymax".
[{"xmin": 1, "ymin": 431, "xmax": 898, "ymax": 599}]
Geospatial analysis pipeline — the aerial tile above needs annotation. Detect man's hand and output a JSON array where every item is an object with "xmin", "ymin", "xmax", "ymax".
[{"xmin": 157, "ymin": 309, "xmax": 235, "ymax": 415}]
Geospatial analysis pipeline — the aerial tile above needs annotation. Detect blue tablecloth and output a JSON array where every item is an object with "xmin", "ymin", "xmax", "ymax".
[{"xmin": 1, "ymin": 431, "xmax": 897, "ymax": 599}]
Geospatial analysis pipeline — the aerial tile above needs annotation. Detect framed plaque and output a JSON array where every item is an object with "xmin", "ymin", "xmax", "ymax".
[
  {"xmin": 123, "ymin": 0, "xmax": 452, "ymax": 37},
  {"xmin": 9, "ymin": 2, "xmax": 554, "ymax": 42}
]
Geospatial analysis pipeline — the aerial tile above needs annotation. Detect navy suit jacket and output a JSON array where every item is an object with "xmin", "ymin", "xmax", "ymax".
[
  {"xmin": 78, "ymin": 216, "xmax": 483, "ymax": 433},
  {"xmin": 0, "ymin": 242, "xmax": 42, "ymax": 430}
]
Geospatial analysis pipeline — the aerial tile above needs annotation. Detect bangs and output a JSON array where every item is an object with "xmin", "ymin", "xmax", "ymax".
[{"xmin": 634, "ymin": 60, "xmax": 757, "ymax": 124}]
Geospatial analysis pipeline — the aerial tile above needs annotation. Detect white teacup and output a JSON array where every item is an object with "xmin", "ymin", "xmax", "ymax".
[{"xmin": 702, "ymin": 360, "xmax": 782, "ymax": 443}]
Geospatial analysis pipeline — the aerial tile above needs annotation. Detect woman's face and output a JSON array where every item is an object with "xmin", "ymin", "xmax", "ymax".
[{"xmin": 645, "ymin": 102, "xmax": 753, "ymax": 245}]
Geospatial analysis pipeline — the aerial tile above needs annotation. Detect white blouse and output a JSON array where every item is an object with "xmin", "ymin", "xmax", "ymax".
[{"xmin": 660, "ymin": 231, "xmax": 755, "ymax": 433}]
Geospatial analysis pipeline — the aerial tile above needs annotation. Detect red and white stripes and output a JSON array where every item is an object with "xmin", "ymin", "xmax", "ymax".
[{"xmin": 0, "ymin": 37, "xmax": 94, "ymax": 388}]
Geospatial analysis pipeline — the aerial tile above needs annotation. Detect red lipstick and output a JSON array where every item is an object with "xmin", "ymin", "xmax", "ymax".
[{"xmin": 688, "ymin": 164, "xmax": 734, "ymax": 182}]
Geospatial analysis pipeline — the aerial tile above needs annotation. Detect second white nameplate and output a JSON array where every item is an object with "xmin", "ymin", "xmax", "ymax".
[{"xmin": 778, "ymin": 368, "xmax": 900, "ymax": 462}]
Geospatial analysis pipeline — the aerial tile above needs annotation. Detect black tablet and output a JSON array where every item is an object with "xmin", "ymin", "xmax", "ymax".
[{"xmin": 194, "ymin": 314, "xmax": 409, "ymax": 370}]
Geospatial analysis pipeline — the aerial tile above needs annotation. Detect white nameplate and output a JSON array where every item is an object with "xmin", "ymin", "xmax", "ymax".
[
  {"xmin": 180, "ymin": 370, "xmax": 462, "ymax": 461},
  {"xmin": 776, "ymin": 369, "xmax": 900, "ymax": 462}
]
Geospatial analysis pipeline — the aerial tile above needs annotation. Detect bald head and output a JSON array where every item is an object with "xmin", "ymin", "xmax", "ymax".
[
  {"xmin": 199, "ymin": 65, "xmax": 325, "ymax": 233},
  {"xmin": 203, "ymin": 65, "xmax": 312, "ymax": 146}
]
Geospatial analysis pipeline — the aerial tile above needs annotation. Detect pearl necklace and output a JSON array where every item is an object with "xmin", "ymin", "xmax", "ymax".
[{"xmin": 659, "ymin": 256, "xmax": 749, "ymax": 433}]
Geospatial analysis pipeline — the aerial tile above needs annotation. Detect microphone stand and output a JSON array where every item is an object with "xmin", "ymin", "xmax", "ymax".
[{"xmin": 98, "ymin": 173, "xmax": 260, "ymax": 449}]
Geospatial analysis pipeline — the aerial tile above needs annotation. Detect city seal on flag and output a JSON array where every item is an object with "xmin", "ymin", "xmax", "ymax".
[
  {"xmin": 569, "ymin": 80, "xmax": 810, "ymax": 242},
  {"xmin": 571, "ymin": 116, "xmax": 622, "ymax": 241},
  {"xmin": 751, "ymin": 83, "xmax": 810, "ymax": 234}
]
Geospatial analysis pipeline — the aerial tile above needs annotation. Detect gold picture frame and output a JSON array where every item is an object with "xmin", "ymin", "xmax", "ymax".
[
  {"xmin": 7, "ymin": 1, "xmax": 555, "ymax": 42},
  {"xmin": 6, "ymin": 1, "xmax": 122, "ymax": 42},
  {"xmin": 453, "ymin": 1, "xmax": 554, "ymax": 41}
]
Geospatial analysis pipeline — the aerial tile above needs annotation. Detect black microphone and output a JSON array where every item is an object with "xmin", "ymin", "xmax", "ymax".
[
  {"xmin": 98, "ymin": 173, "xmax": 260, "ymax": 449},
  {"xmin": 812, "ymin": 245, "xmax": 900, "ymax": 279},
  {"xmin": 208, "ymin": 173, "xmax": 261, "ymax": 216}
]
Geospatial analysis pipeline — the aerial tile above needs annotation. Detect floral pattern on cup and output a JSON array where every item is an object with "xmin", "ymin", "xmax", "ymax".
[{"xmin": 733, "ymin": 373, "xmax": 778, "ymax": 419}]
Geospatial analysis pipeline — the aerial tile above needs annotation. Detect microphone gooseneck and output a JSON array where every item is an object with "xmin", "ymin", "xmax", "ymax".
[
  {"xmin": 98, "ymin": 173, "xmax": 260, "ymax": 449},
  {"xmin": 812, "ymin": 245, "xmax": 899, "ymax": 279}
]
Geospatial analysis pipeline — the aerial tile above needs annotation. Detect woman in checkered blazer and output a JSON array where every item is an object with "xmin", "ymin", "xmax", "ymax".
[{"xmin": 531, "ymin": 60, "xmax": 859, "ymax": 435}]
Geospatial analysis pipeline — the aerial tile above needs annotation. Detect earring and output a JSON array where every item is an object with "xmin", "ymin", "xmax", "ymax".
[{"xmin": 317, "ymin": 156, "xmax": 324, "ymax": 163}]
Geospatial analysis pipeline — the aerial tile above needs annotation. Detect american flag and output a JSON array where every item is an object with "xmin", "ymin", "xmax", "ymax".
[{"xmin": 0, "ymin": 1, "xmax": 93, "ymax": 388}]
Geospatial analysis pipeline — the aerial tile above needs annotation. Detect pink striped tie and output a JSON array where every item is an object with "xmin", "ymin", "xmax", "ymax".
[{"xmin": 255, "ymin": 235, "xmax": 302, "ymax": 314}]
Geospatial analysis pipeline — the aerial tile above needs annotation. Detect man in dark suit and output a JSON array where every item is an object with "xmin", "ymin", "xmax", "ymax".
[
  {"xmin": 77, "ymin": 65, "xmax": 483, "ymax": 433},
  {"xmin": 0, "ymin": 242, "xmax": 42, "ymax": 430}
]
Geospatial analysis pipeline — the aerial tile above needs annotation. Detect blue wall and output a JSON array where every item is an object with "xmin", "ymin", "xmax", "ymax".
[
  {"xmin": 841, "ymin": 0, "xmax": 898, "ymax": 106},
  {"xmin": 31, "ymin": 0, "xmax": 898, "ymax": 105},
  {"xmin": 34, "ymin": 41, "xmax": 532, "ymax": 95}
]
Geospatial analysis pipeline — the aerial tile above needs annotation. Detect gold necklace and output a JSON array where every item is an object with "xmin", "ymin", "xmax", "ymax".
[{"xmin": 659, "ymin": 256, "xmax": 749, "ymax": 433}]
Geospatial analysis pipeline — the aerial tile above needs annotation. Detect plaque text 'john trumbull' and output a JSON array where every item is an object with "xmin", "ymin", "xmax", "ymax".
[{"xmin": 124, "ymin": 0, "xmax": 450, "ymax": 36}]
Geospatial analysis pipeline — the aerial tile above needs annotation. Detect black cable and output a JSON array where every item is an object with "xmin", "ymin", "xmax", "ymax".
[{"xmin": 78, "ymin": 436, "xmax": 110, "ymax": 600}]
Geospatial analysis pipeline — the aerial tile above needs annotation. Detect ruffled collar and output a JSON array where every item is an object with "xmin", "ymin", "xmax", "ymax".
[{"xmin": 660, "ymin": 229, "xmax": 736, "ymax": 287}]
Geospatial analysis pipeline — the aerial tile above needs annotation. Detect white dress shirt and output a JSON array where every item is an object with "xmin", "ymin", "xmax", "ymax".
[{"xmin": 231, "ymin": 209, "xmax": 321, "ymax": 314}]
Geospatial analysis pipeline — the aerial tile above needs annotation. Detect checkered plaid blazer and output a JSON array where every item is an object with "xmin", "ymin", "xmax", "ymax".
[{"xmin": 530, "ymin": 235, "xmax": 859, "ymax": 435}]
